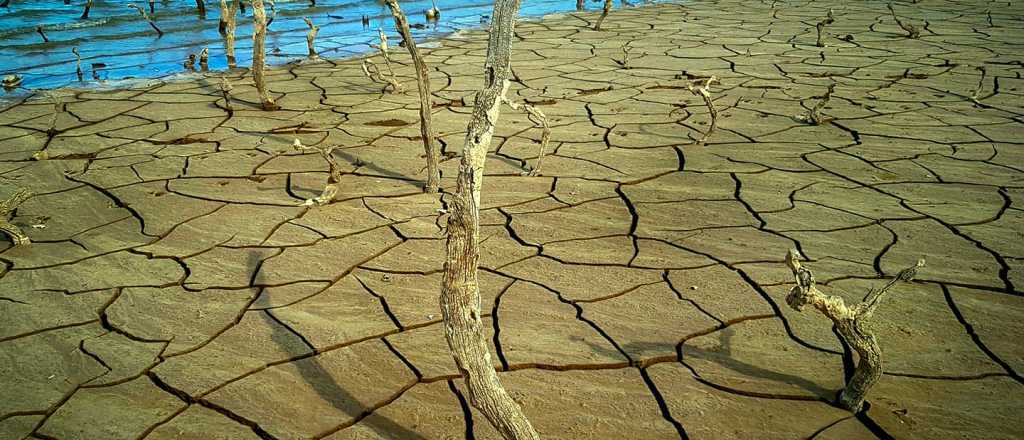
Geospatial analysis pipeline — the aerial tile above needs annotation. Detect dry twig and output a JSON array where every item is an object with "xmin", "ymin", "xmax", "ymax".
[
  {"xmin": 502, "ymin": 96, "xmax": 551, "ymax": 176},
  {"xmin": 887, "ymin": 3, "xmax": 920, "ymax": 38},
  {"xmin": 0, "ymin": 188, "xmax": 31, "ymax": 246},
  {"xmin": 797, "ymin": 82, "xmax": 835, "ymax": 125},
  {"xmin": 292, "ymin": 139, "xmax": 342, "ymax": 206},
  {"xmin": 686, "ymin": 75, "xmax": 719, "ymax": 145},
  {"xmin": 128, "ymin": 3, "xmax": 164, "ymax": 37}
]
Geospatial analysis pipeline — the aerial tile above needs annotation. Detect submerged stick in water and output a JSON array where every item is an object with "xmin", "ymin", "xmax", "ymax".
[{"xmin": 128, "ymin": 3, "xmax": 164, "ymax": 37}]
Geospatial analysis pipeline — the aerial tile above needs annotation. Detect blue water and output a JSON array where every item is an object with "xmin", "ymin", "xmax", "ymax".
[{"xmin": 0, "ymin": 0, "xmax": 639, "ymax": 95}]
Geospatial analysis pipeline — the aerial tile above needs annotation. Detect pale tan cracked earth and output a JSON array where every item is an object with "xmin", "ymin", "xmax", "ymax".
[{"xmin": 1, "ymin": 0, "xmax": 1023, "ymax": 439}]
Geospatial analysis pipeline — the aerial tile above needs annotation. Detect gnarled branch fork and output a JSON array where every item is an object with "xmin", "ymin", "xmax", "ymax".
[
  {"xmin": 292, "ymin": 139, "xmax": 342, "ymax": 206},
  {"xmin": 128, "ymin": 3, "xmax": 164, "ymax": 37},
  {"xmin": 303, "ymin": 17, "xmax": 320, "ymax": 59},
  {"xmin": 0, "ymin": 188, "xmax": 31, "ymax": 246},
  {"xmin": 815, "ymin": 8, "xmax": 835, "ymax": 47},
  {"xmin": 362, "ymin": 60, "xmax": 403, "ymax": 93},
  {"xmin": 595, "ymin": 0, "xmax": 613, "ymax": 31},
  {"xmin": 887, "ymin": 3, "xmax": 920, "ymax": 38},
  {"xmin": 501, "ymin": 96, "xmax": 550, "ymax": 176},
  {"xmin": 686, "ymin": 75, "xmax": 719, "ymax": 145},
  {"xmin": 784, "ymin": 249, "xmax": 925, "ymax": 412}
]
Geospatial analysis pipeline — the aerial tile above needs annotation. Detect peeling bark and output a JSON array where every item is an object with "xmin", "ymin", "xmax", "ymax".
[
  {"xmin": 686, "ymin": 75, "xmax": 718, "ymax": 145},
  {"xmin": 303, "ymin": 17, "xmax": 320, "ymax": 59},
  {"xmin": 252, "ymin": 0, "xmax": 279, "ymax": 110},
  {"xmin": 384, "ymin": 0, "xmax": 441, "ymax": 193},
  {"xmin": 595, "ymin": 0, "xmax": 613, "ymax": 31},
  {"xmin": 0, "ymin": 188, "xmax": 31, "ymax": 246},
  {"xmin": 292, "ymin": 139, "xmax": 341, "ymax": 206},
  {"xmin": 441, "ymin": 0, "xmax": 538, "ymax": 438},
  {"xmin": 502, "ymin": 96, "xmax": 550, "ymax": 176},
  {"xmin": 784, "ymin": 250, "xmax": 925, "ymax": 412}
]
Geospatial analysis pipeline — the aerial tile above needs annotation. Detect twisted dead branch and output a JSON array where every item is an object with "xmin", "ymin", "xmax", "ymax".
[
  {"xmin": 686, "ymin": 75, "xmax": 719, "ymax": 145},
  {"xmin": 784, "ymin": 250, "xmax": 924, "ymax": 412},
  {"xmin": 292, "ymin": 139, "xmax": 342, "ymax": 206},
  {"xmin": 384, "ymin": 0, "xmax": 441, "ymax": 193},
  {"xmin": 502, "ymin": 96, "xmax": 551, "ymax": 176},
  {"xmin": 887, "ymin": 3, "xmax": 920, "ymax": 38},
  {"xmin": 798, "ymin": 82, "xmax": 835, "ymax": 125},
  {"xmin": 361, "ymin": 60, "xmax": 403, "ymax": 93},
  {"xmin": 128, "ymin": 3, "xmax": 164, "ymax": 37},
  {"xmin": 614, "ymin": 42, "xmax": 631, "ymax": 68},
  {"xmin": 0, "ymin": 188, "xmax": 31, "ymax": 246},
  {"xmin": 970, "ymin": 65, "xmax": 987, "ymax": 105}
]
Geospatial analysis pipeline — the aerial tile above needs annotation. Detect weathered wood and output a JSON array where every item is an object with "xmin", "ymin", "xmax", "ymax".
[
  {"xmin": 196, "ymin": 0, "xmax": 207, "ymax": 18},
  {"xmin": 303, "ymin": 17, "xmax": 320, "ymax": 59},
  {"xmin": 887, "ymin": 3, "xmax": 920, "ymax": 38},
  {"xmin": 222, "ymin": 0, "xmax": 240, "ymax": 68},
  {"xmin": 252, "ymin": 0, "xmax": 279, "ymax": 110},
  {"xmin": 502, "ymin": 96, "xmax": 550, "ymax": 176},
  {"xmin": 784, "ymin": 250, "xmax": 924, "ymax": 412},
  {"xmin": 815, "ymin": 8, "xmax": 834, "ymax": 47},
  {"xmin": 441, "ymin": 0, "xmax": 539, "ymax": 438},
  {"xmin": 80, "ymin": 0, "xmax": 93, "ymax": 19},
  {"xmin": 73, "ymin": 47, "xmax": 83, "ymax": 81},
  {"xmin": 383, "ymin": 0, "xmax": 441, "ymax": 193},
  {"xmin": 798, "ymin": 82, "xmax": 835, "ymax": 125}
]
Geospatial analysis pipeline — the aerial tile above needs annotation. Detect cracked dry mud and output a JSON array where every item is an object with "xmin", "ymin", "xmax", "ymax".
[{"xmin": 1, "ymin": 0, "xmax": 1023, "ymax": 439}]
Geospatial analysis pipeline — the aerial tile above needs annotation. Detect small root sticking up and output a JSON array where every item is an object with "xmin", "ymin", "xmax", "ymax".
[
  {"xmin": 797, "ymin": 82, "xmax": 836, "ymax": 125},
  {"xmin": 304, "ymin": 17, "xmax": 320, "ymax": 59},
  {"xmin": 199, "ymin": 47, "xmax": 209, "ymax": 71},
  {"xmin": 887, "ymin": 3, "xmax": 920, "ymax": 38},
  {"xmin": 73, "ymin": 47, "xmax": 83, "ymax": 81},
  {"xmin": 686, "ymin": 75, "xmax": 719, "ymax": 145},
  {"xmin": 44, "ymin": 91, "xmax": 63, "ymax": 136},
  {"xmin": 184, "ymin": 53, "xmax": 197, "ymax": 71},
  {"xmin": 220, "ymin": 76, "xmax": 234, "ymax": 111},
  {"xmin": 614, "ymin": 42, "xmax": 631, "ymax": 68},
  {"xmin": 362, "ymin": 60, "xmax": 403, "ymax": 93},
  {"xmin": 128, "ymin": 3, "xmax": 164, "ymax": 37},
  {"xmin": 502, "ymin": 96, "xmax": 551, "ymax": 176},
  {"xmin": 426, "ymin": 0, "xmax": 440, "ymax": 21},
  {"xmin": 595, "ymin": 0, "xmax": 613, "ymax": 31},
  {"xmin": 815, "ymin": 8, "xmax": 834, "ymax": 47},
  {"xmin": 80, "ymin": 0, "xmax": 93, "ymax": 19},
  {"xmin": 0, "ymin": 188, "xmax": 32, "ymax": 246},
  {"xmin": 292, "ymin": 139, "xmax": 342, "ymax": 206},
  {"xmin": 36, "ymin": 25, "xmax": 49, "ymax": 43},
  {"xmin": 970, "ymin": 65, "xmax": 987, "ymax": 105},
  {"xmin": 784, "ymin": 249, "xmax": 925, "ymax": 412}
]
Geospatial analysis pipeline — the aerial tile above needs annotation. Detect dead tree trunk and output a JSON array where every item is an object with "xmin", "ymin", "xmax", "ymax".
[
  {"xmin": 303, "ymin": 17, "xmax": 319, "ymax": 59},
  {"xmin": 441, "ymin": 0, "xmax": 539, "ymax": 439},
  {"xmin": 223, "ymin": 0, "xmax": 240, "ymax": 68},
  {"xmin": 383, "ymin": 0, "xmax": 441, "ymax": 193},
  {"xmin": 251, "ymin": 0, "xmax": 279, "ymax": 110},
  {"xmin": 595, "ymin": 0, "xmax": 612, "ymax": 31},
  {"xmin": 784, "ymin": 250, "xmax": 924, "ymax": 412}
]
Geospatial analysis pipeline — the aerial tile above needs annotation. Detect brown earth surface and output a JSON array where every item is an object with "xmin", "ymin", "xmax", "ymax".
[{"xmin": 2, "ymin": 0, "xmax": 1024, "ymax": 439}]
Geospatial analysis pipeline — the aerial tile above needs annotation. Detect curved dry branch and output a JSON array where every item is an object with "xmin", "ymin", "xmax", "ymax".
[
  {"xmin": 362, "ymin": 60, "xmax": 403, "ymax": 93},
  {"xmin": 686, "ymin": 75, "xmax": 719, "ymax": 145},
  {"xmin": 970, "ymin": 65, "xmax": 987, "ymax": 105},
  {"xmin": 798, "ymin": 82, "xmax": 835, "ymax": 125},
  {"xmin": 128, "ymin": 3, "xmax": 164, "ymax": 37},
  {"xmin": 383, "ymin": 0, "xmax": 441, "ymax": 193},
  {"xmin": 292, "ymin": 139, "xmax": 342, "ymax": 206},
  {"xmin": 784, "ymin": 249, "xmax": 925, "ymax": 412},
  {"xmin": 815, "ymin": 8, "xmax": 835, "ymax": 47}
]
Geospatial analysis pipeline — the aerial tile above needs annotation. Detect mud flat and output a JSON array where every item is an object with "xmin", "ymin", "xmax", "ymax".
[{"xmin": 1, "ymin": 0, "xmax": 1022, "ymax": 439}]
